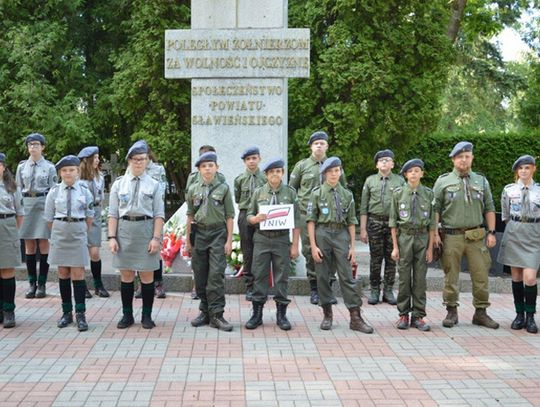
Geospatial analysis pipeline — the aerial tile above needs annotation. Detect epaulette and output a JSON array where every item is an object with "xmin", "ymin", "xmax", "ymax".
[
  {"xmin": 503, "ymin": 183, "xmax": 515, "ymax": 190},
  {"xmin": 115, "ymin": 175, "xmax": 124, "ymax": 181},
  {"xmin": 393, "ymin": 186, "xmax": 403, "ymax": 194},
  {"xmin": 437, "ymin": 172, "xmax": 450, "ymax": 180},
  {"xmin": 18, "ymin": 160, "xmax": 26, "ymax": 165}
]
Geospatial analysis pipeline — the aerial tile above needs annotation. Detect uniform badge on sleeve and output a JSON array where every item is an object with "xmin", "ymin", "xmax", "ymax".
[{"xmin": 307, "ymin": 201, "xmax": 313, "ymax": 214}]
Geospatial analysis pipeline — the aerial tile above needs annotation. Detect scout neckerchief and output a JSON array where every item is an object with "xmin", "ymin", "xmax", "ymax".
[{"xmin": 332, "ymin": 187, "xmax": 343, "ymax": 223}]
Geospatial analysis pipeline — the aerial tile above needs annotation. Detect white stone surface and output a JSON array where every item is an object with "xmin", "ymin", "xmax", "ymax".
[
  {"xmin": 192, "ymin": 0, "xmax": 236, "ymax": 28},
  {"xmin": 238, "ymin": 0, "xmax": 285, "ymax": 28},
  {"xmin": 165, "ymin": 28, "xmax": 310, "ymax": 78}
]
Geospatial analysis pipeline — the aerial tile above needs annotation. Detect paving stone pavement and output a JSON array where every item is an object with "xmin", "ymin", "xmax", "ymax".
[{"xmin": 1, "ymin": 285, "xmax": 540, "ymax": 407}]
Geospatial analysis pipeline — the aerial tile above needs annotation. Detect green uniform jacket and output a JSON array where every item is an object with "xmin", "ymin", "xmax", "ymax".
[
  {"xmin": 359, "ymin": 172, "xmax": 405, "ymax": 217},
  {"xmin": 185, "ymin": 171, "xmax": 226, "ymax": 200},
  {"xmin": 234, "ymin": 168, "xmax": 266, "ymax": 210},
  {"xmin": 306, "ymin": 183, "xmax": 358, "ymax": 225},
  {"xmin": 289, "ymin": 155, "xmax": 346, "ymax": 212},
  {"xmin": 389, "ymin": 184, "xmax": 436, "ymax": 231},
  {"xmin": 247, "ymin": 182, "xmax": 301, "ymax": 230},
  {"xmin": 186, "ymin": 176, "xmax": 234, "ymax": 225},
  {"xmin": 432, "ymin": 169, "xmax": 495, "ymax": 229}
]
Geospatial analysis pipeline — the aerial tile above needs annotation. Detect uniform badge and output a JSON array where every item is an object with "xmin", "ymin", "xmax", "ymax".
[
  {"xmin": 400, "ymin": 203, "xmax": 406, "ymax": 209},
  {"xmin": 322, "ymin": 207, "xmax": 329, "ymax": 215},
  {"xmin": 120, "ymin": 194, "xmax": 130, "ymax": 203},
  {"xmin": 399, "ymin": 210, "xmax": 408, "ymax": 218},
  {"xmin": 193, "ymin": 196, "xmax": 201, "ymax": 206},
  {"xmin": 307, "ymin": 201, "xmax": 313, "ymax": 214},
  {"xmin": 423, "ymin": 211, "xmax": 429, "ymax": 218}
]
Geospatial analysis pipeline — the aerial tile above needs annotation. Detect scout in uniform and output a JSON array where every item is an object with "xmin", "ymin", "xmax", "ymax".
[
  {"xmin": 78, "ymin": 146, "xmax": 109, "ymax": 298},
  {"xmin": 307, "ymin": 157, "xmax": 373, "ymax": 333},
  {"xmin": 185, "ymin": 152, "xmax": 235, "ymax": 331},
  {"xmin": 108, "ymin": 140, "xmax": 165, "ymax": 330},
  {"xmin": 134, "ymin": 145, "xmax": 168, "ymax": 299},
  {"xmin": 290, "ymin": 131, "xmax": 344, "ymax": 305},
  {"xmin": 245, "ymin": 158, "xmax": 300, "ymax": 330},
  {"xmin": 16, "ymin": 133, "xmax": 57, "ymax": 299},
  {"xmin": 45, "ymin": 155, "xmax": 94, "ymax": 331},
  {"xmin": 389, "ymin": 159, "xmax": 435, "ymax": 331},
  {"xmin": 185, "ymin": 145, "xmax": 225, "ymax": 300},
  {"xmin": 498, "ymin": 155, "xmax": 540, "ymax": 333},
  {"xmin": 433, "ymin": 141, "xmax": 499, "ymax": 329},
  {"xmin": 234, "ymin": 146, "xmax": 265, "ymax": 301},
  {"xmin": 359, "ymin": 149, "xmax": 404, "ymax": 305},
  {"xmin": 0, "ymin": 153, "xmax": 24, "ymax": 328}
]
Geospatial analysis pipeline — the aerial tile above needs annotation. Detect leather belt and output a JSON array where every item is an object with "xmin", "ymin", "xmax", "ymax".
[
  {"xmin": 319, "ymin": 222, "xmax": 346, "ymax": 230},
  {"xmin": 257, "ymin": 229, "xmax": 289, "ymax": 238},
  {"xmin": 510, "ymin": 215, "xmax": 540, "ymax": 223},
  {"xmin": 23, "ymin": 192, "xmax": 47, "ymax": 197},
  {"xmin": 443, "ymin": 225, "xmax": 483, "ymax": 235},
  {"xmin": 56, "ymin": 217, "xmax": 85, "ymax": 222},
  {"xmin": 196, "ymin": 223, "xmax": 225, "ymax": 230},
  {"xmin": 120, "ymin": 215, "xmax": 152, "ymax": 221},
  {"xmin": 0, "ymin": 214, "xmax": 15, "ymax": 219},
  {"xmin": 400, "ymin": 227, "xmax": 429, "ymax": 236},
  {"xmin": 369, "ymin": 214, "xmax": 389, "ymax": 222}
]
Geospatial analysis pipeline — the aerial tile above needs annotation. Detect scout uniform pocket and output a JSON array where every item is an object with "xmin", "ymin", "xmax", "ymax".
[{"xmin": 464, "ymin": 228, "xmax": 486, "ymax": 241}]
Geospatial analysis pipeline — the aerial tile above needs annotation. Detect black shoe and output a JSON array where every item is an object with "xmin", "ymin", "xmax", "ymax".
[
  {"xmin": 95, "ymin": 287, "xmax": 110, "ymax": 298},
  {"xmin": 245, "ymin": 302, "xmax": 264, "ymax": 329},
  {"xmin": 368, "ymin": 289, "xmax": 380, "ymax": 305},
  {"xmin": 191, "ymin": 312, "xmax": 210, "ymax": 327},
  {"xmin": 134, "ymin": 287, "xmax": 142, "ymax": 299},
  {"xmin": 210, "ymin": 314, "xmax": 233, "ymax": 331},
  {"xmin": 276, "ymin": 303, "xmax": 291, "ymax": 331},
  {"xmin": 25, "ymin": 283, "xmax": 37, "ymax": 299},
  {"xmin": 155, "ymin": 282, "xmax": 166, "ymax": 299},
  {"xmin": 191, "ymin": 289, "xmax": 200, "ymax": 300},
  {"xmin": 117, "ymin": 314, "xmax": 135, "ymax": 329},
  {"xmin": 85, "ymin": 288, "xmax": 93, "ymax": 299},
  {"xmin": 511, "ymin": 312, "xmax": 525, "ymax": 330},
  {"xmin": 310, "ymin": 289, "xmax": 320, "ymax": 305},
  {"xmin": 526, "ymin": 313, "xmax": 538, "ymax": 334},
  {"xmin": 141, "ymin": 314, "xmax": 156, "ymax": 329},
  {"xmin": 76, "ymin": 312, "xmax": 88, "ymax": 331},
  {"xmin": 35, "ymin": 284, "xmax": 46, "ymax": 298},
  {"xmin": 3, "ymin": 311, "xmax": 15, "ymax": 328},
  {"xmin": 57, "ymin": 312, "xmax": 73, "ymax": 328},
  {"xmin": 245, "ymin": 289, "xmax": 253, "ymax": 302}
]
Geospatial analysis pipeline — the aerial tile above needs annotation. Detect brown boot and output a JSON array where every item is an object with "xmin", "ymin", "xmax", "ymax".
[
  {"xmin": 472, "ymin": 308, "xmax": 499, "ymax": 329},
  {"xmin": 320, "ymin": 304, "xmax": 333, "ymax": 330},
  {"xmin": 349, "ymin": 307, "xmax": 373, "ymax": 334},
  {"xmin": 442, "ymin": 306, "xmax": 458, "ymax": 328}
]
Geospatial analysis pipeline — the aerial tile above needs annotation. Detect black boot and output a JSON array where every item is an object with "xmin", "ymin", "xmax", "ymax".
[
  {"xmin": 85, "ymin": 287, "xmax": 93, "ymax": 299},
  {"xmin": 368, "ymin": 289, "xmax": 380, "ymax": 305},
  {"xmin": 191, "ymin": 312, "xmax": 209, "ymax": 327},
  {"xmin": 141, "ymin": 314, "xmax": 156, "ymax": 329},
  {"xmin": 76, "ymin": 312, "xmax": 88, "ymax": 331},
  {"xmin": 57, "ymin": 312, "xmax": 73, "ymax": 328},
  {"xmin": 35, "ymin": 283, "xmax": 46, "ymax": 298},
  {"xmin": 117, "ymin": 314, "xmax": 135, "ymax": 329},
  {"xmin": 511, "ymin": 312, "xmax": 525, "ymax": 330},
  {"xmin": 526, "ymin": 313, "xmax": 538, "ymax": 334},
  {"xmin": 320, "ymin": 304, "xmax": 333, "ymax": 330},
  {"xmin": 3, "ymin": 311, "xmax": 15, "ymax": 328},
  {"xmin": 310, "ymin": 280, "xmax": 319, "ymax": 305},
  {"xmin": 25, "ymin": 282, "xmax": 37, "ymax": 299},
  {"xmin": 276, "ymin": 303, "xmax": 291, "ymax": 331},
  {"xmin": 245, "ymin": 302, "xmax": 264, "ymax": 329}
]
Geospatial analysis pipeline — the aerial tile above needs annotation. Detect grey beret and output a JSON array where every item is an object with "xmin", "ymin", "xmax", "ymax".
[
  {"xmin": 262, "ymin": 157, "xmax": 285, "ymax": 172},
  {"xmin": 374, "ymin": 149, "xmax": 394, "ymax": 163},
  {"xmin": 449, "ymin": 141, "xmax": 473, "ymax": 158},
  {"xmin": 308, "ymin": 131, "xmax": 329, "ymax": 146},
  {"xmin": 512, "ymin": 155, "xmax": 536, "ymax": 172},
  {"xmin": 320, "ymin": 156, "xmax": 342, "ymax": 174},
  {"xmin": 195, "ymin": 151, "xmax": 218, "ymax": 167},
  {"xmin": 126, "ymin": 140, "xmax": 148, "ymax": 159},
  {"xmin": 55, "ymin": 155, "xmax": 80, "ymax": 170},
  {"xmin": 25, "ymin": 133, "xmax": 46, "ymax": 145},
  {"xmin": 77, "ymin": 146, "xmax": 99, "ymax": 159},
  {"xmin": 241, "ymin": 146, "xmax": 260, "ymax": 160},
  {"xmin": 0, "ymin": 152, "xmax": 5, "ymax": 163},
  {"xmin": 400, "ymin": 158, "xmax": 424, "ymax": 175}
]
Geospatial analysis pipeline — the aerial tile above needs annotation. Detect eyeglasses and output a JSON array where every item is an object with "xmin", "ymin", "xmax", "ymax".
[
  {"xmin": 130, "ymin": 157, "xmax": 147, "ymax": 163},
  {"xmin": 27, "ymin": 142, "xmax": 42, "ymax": 148},
  {"xmin": 378, "ymin": 158, "xmax": 393, "ymax": 163}
]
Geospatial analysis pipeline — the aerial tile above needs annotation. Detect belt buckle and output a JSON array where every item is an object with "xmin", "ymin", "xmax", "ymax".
[
  {"xmin": 66, "ymin": 217, "xmax": 74, "ymax": 222},
  {"xmin": 128, "ymin": 216, "xmax": 135, "ymax": 221},
  {"xmin": 522, "ymin": 216, "xmax": 529, "ymax": 223},
  {"xmin": 29, "ymin": 192, "xmax": 36, "ymax": 198}
]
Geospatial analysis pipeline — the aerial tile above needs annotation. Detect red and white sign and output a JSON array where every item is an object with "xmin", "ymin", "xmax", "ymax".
[{"xmin": 259, "ymin": 204, "xmax": 295, "ymax": 230}]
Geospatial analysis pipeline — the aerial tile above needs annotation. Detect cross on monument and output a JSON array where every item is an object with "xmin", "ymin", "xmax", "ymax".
[{"xmin": 165, "ymin": 0, "xmax": 310, "ymax": 186}]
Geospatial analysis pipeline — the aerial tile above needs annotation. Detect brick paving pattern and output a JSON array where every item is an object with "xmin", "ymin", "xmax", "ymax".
[{"xmin": 1, "ymin": 286, "xmax": 540, "ymax": 406}]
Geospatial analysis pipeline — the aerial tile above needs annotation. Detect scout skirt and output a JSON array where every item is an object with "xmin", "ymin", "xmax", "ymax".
[
  {"xmin": 0, "ymin": 217, "xmax": 21, "ymax": 268},
  {"xmin": 48, "ymin": 220, "xmax": 89, "ymax": 267},
  {"xmin": 87, "ymin": 205, "xmax": 102, "ymax": 247},
  {"xmin": 19, "ymin": 196, "xmax": 50, "ymax": 239},
  {"xmin": 112, "ymin": 218, "xmax": 159, "ymax": 271},
  {"xmin": 498, "ymin": 221, "xmax": 540, "ymax": 270}
]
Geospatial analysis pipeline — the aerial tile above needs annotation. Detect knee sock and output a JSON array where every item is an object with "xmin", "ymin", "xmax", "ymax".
[
  {"xmin": 141, "ymin": 282, "xmax": 155, "ymax": 317},
  {"xmin": 59, "ymin": 278, "xmax": 72, "ymax": 313},
  {"xmin": 90, "ymin": 260, "xmax": 103, "ymax": 288},
  {"xmin": 512, "ymin": 281, "xmax": 525, "ymax": 313},
  {"xmin": 26, "ymin": 254, "xmax": 37, "ymax": 284},
  {"xmin": 73, "ymin": 280, "xmax": 87, "ymax": 313},
  {"xmin": 38, "ymin": 254, "xmax": 49, "ymax": 285},
  {"xmin": 121, "ymin": 282, "xmax": 134, "ymax": 316},
  {"xmin": 2, "ymin": 277, "xmax": 16, "ymax": 311},
  {"xmin": 525, "ymin": 284, "xmax": 537, "ymax": 314},
  {"xmin": 154, "ymin": 260, "xmax": 163, "ymax": 283}
]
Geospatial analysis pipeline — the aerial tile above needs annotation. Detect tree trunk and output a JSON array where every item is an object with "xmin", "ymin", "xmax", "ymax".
[{"xmin": 447, "ymin": 0, "xmax": 467, "ymax": 43}]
